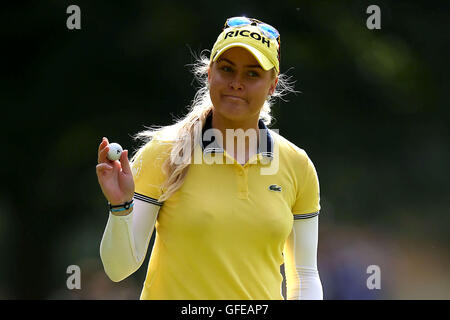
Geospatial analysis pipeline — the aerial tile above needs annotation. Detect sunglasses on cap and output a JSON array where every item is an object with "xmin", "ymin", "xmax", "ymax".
[
  {"xmin": 224, "ymin": 17, "xmax": 280, "ymax": 43},
  {"xmin": 223, "ymin": 16, "xmax": 281, "ymax": 61}
]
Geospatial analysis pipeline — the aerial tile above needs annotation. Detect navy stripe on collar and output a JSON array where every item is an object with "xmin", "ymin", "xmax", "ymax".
[{"xmin": 201, "ymin": 112, "xmax": 274, "ymax": 160}]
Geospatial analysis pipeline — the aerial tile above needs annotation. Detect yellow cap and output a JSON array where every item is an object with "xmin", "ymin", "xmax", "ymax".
[{"xmin": 210, "ymin": 25, "xmax": 280, "ymax": 73}]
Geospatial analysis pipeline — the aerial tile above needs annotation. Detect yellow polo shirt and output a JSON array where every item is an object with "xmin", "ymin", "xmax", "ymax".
[{"xmin": 131, "ymin": 116, "xmax": 320, "ymax": 300}]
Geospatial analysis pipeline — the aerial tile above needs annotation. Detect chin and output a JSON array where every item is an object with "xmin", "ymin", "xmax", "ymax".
[{"xmin": 216, "ymin": 103, "xmax": 251, "ymax": 122}]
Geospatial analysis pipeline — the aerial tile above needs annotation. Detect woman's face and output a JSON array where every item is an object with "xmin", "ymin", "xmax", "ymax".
[{"xmin": 208, "ymin": 47, "xmax": 278, "ymax": 124}]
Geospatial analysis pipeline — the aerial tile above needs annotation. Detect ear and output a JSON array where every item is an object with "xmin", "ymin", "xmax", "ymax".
[
  {"xmin": 207, "ymin": 65, "xmax": 212, "ymax": 83},
  {"xmin": 268, "ymin": 75, "xmax": 278, "ymax": 96}
]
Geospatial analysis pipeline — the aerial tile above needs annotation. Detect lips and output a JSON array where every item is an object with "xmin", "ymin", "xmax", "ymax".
[{"xmin": 222, "ymin": 94, "xmax": 247, "ymax": 102}]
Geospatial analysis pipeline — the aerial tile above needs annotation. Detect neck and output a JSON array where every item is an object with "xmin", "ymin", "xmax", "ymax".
[{"xmin": 210, "ymin": 110, "xmax": 260, "ymax": 164}]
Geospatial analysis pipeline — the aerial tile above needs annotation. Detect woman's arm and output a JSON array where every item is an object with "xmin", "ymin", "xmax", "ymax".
[
  {"xmin": 284, "ymin": 215, "xmax": 323, "ymax": 300},
  {"xmin": 99, "ymin": 198, "xmax": 159, "ymax": 282}
]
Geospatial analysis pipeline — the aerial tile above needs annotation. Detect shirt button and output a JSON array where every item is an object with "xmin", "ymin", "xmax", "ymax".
[{"xmin": 238, "ymin": 171, "xmax": 243, "ymax": 176}]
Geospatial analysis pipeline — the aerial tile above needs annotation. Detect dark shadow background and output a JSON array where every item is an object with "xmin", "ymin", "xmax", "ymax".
[{"xmin": 1, "ymin": 0, "xmax": 449, "ymax": 299}]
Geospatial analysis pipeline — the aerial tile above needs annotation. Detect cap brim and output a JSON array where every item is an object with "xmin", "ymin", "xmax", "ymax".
[{"xmin": 212, "ymin": 43, "xmax": 274, "ymax": 71}]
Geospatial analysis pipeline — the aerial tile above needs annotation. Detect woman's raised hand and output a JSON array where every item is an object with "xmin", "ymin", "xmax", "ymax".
[{"xmin": 96, "ymin": 137, "xmax": 135, "ymax": 206}]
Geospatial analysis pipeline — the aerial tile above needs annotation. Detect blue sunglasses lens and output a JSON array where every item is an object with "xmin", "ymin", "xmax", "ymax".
[
  {"xmin": 258, "ymin": 24, "xmax": 279, "ymax": 39},
  {"xmin": 227, "ymin": 17, "xmax": 252, "ymax": 27}
]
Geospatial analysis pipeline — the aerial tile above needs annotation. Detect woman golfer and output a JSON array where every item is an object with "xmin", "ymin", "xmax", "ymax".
[{"xmin": 97, "ymin": 16, "xmax": 323, "ymax": 300}]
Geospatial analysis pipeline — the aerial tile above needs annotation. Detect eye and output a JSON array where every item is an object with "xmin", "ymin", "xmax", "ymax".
[
  {"xmin": 248, "ymin": 70, "xmax": 260, "ymax": 77},
  {"xmin": 220, "ymin": 65, "xmax": 233, "ymax": 72}
]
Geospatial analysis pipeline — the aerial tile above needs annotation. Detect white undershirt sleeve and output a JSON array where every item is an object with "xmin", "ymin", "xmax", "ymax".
[
  {"xmin": 99, "ymin": 199, "xmax": 160, "ymax": 282},
  {"xmin": 283, "ymin": 215, "xmax": 323, "ymax": 300}
]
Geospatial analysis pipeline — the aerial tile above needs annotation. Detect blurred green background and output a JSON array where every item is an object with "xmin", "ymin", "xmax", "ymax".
[{"xmin": 1, "ymin": 0, "xmax": 449, "ymax": 299}]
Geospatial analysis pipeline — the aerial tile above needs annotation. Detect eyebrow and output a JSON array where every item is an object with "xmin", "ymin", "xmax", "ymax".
[{"xmin": 217, "ymin": 58, "xmax": 263, "ymax": 69}]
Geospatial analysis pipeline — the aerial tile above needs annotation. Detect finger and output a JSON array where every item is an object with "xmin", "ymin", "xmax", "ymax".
[
  {"xmin": 111, "ymin": 157, "xmax": 122, "ymax": 175},
  {"xmin": 98, "ymin": 145, "xmax": 112, "ymax": 164},
  {"xmin": 96, "ymin": 162, "xmax": 113, "ymax": 171},
  {"xmin": 96, "ymin": 162, "xmax": 113, "ymax": 176},
  {"xmin": 120, "ymin": 150, "xmax": 132, "ymax": 175},
  {"xmin": 98, "ymin": 137, "xmax": 109, "ymax": 155}
]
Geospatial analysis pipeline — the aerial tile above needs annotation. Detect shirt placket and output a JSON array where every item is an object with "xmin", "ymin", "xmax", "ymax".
[{"xmin": 235, "ymin": 164, "xmax": 249, "ymax": 200}]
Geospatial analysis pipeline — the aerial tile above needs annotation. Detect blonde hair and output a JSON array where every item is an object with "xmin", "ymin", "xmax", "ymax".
[{"xmin": 132, "ymin": 50, "xmax": 297, "ymax": 202}]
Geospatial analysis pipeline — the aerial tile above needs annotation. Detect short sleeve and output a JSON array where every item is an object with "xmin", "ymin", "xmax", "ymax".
[
  {"xmin": 131, "ymin": 139, "xmax": 172, "ymax": 205},
  {"xmin": 291, "ymin": 155, "xmax": 321, "ymax": 219}
]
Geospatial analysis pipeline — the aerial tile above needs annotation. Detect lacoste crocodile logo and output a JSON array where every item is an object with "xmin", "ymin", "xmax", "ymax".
[{"xmin": 268, "ymin": 184, "xmax": 282, "ymax": 192}]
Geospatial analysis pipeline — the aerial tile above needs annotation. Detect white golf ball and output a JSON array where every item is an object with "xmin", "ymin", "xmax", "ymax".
[{"xmin": 107, "ymin": 143, "xmax": 123, "ymax": 161}]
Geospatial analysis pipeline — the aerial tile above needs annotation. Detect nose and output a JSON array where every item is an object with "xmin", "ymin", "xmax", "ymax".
[{"xmin": 229, "ymin": 75, "xmax": 244, "ymax": 91}]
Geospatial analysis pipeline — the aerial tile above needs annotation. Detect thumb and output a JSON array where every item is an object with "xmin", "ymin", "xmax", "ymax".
[{"xmin": 121, "ymin": 150, "xmax": 132, "ymax": 175}]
